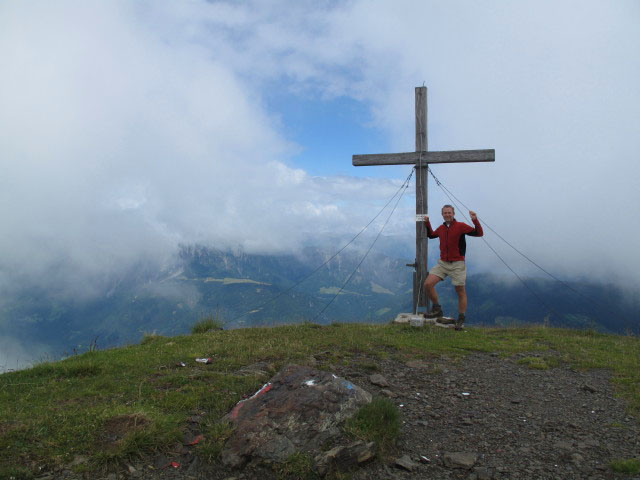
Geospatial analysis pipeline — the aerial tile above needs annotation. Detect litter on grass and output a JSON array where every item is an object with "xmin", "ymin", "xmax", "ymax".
[{"xmin": 186, "ymin": 434, "xmax": 203, "ymax": 446}]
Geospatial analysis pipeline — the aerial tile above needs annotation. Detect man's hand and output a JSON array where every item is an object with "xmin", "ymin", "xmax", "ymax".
[
  {"xmin": 423, "ymin": 215, "xmax": 429, "ymax": 222},
  {"xmin": 469, "ymin": 211, "xmax": 477, "ymax": 221}
]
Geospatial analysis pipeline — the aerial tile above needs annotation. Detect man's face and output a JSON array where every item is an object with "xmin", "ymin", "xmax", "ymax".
[{"xmin": 441, "ymin": 207, "xmax": 454, "ymax": 223}]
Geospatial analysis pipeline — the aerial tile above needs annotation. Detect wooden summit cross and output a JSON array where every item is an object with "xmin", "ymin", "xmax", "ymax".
[{"xmin": 352, "ymin": 87, "xmax": 495, "ymax": 314}]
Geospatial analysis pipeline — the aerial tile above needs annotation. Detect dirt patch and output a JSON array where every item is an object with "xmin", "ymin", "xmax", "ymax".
[
  {"xmin": 97, "ymin": 413, "xmax": 151, "ymax": 449},
  {"xmin": 0, "ymin": 421, "xmax": 24, "ymax": 437}
]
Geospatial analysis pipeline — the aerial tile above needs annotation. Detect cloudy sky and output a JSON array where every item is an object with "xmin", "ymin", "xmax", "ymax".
[{"xmin": 1, "ymin": 0, "xmax": 639, "ymax": 302}]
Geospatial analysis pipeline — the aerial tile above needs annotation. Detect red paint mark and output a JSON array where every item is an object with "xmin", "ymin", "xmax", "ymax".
[
  {"xmin": 255, "ymin": 383, "xmax": 271, "ymax": 397},
  {"xmin": 230, "ymin": 402, "xmax": 244, "ymax": 419},
  {"xmin": 229, "ymin": 383, "xmax": 272, "ymax": 419}
]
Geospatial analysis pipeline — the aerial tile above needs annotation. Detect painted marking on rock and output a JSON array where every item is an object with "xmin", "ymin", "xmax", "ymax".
[
  {"xmin": 230, "ymin": 383, "xmax": 272, "ymax": 419},
  {"xmin": 341, "ymin": 380, "xmax": 355, "ymax": 390}
]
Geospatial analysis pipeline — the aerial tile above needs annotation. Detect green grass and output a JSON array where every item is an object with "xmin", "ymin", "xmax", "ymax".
[
  {"xmin": 275, "ymin": 452, "xmax": 317, "ymax": 480},
  {"xmin": 197, "ymin": 420, "xmax": 234, "ymax": 462},
  {"xmin": 0, "ymin": 323, "xmax": 638, "ymax": 479},
  {"xmin": 356, "ymin": 361, "xmax": 379, "ymax": 372},
  {"xmin": 609, "ymin": 458, "xmax": 640, "ymax": 474},
  {"xmin": 344, "ymin": 397, "xmax": 400, "ymax": 455},
  {"xmin": 517, "ymin": 355, "xmax": 561, "ymax": 370},
  {"xmin": 191, "ymin": 315, "xmax": 224, "ymax": 334}
]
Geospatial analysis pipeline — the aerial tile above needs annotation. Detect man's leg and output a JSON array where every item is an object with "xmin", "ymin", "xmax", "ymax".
[
  {"xmin": 454, "ymin": 285, "xmax": 467, "ymax": 330},
  {"xmin": 454, "ymin": 285, "xmax": 467, "ymax": 314},
  {"xmin": 425, "ymin": 274, "xmax": 442, "ymax": 305},
  {"xmin": 423, "ymin": 274, "xmax": 443, "ymax": 318}
]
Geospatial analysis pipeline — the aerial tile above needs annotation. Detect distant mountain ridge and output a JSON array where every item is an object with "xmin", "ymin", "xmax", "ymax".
[{"xmin": 1, "ymin": 244, "xmax": 637, "ymax": 370}]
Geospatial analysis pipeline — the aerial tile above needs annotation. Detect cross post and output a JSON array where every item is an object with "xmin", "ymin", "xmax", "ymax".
[{"xmin": 353, "ymin": 86, "xmax": 495, "ymax": 314}]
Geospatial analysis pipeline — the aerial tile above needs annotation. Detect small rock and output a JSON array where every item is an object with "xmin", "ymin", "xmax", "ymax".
[
  {"xmin": 582, "ymin": 383, "xmax": 598, "ymax": 393},
  {"xmin": 315, "ymin": 440, "xmax": 376, "ymax": 475},
  {"xmin": 416, "ymin": 420, "xmax": 429, "ymax": 427},
  {"xmin": 570, "ymin": 452, "xmax": 585, "ymax": 464},
  {"xmin": 380, "ymin": 389, "xmax": 398, "ymax": 398},
  {"xmin": 511, "ymin": 398, "xmax": 522, "ymax": 404},
  {"xmin": 70, "ymin": 455, "xmax": 89, "ymax": 466},
  {"xmin": 369, "ymin": 374, "xmax": 390, "ymax": 387},
  {"xmin": 443, "ymin": 452, "xmax": 478, "ymax": 470},
  {"xmin": 394, "ymin": 454, "xmax": 418, "ymax": 471}
]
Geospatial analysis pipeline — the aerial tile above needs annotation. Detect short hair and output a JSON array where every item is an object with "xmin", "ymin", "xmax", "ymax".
[{"xmin": 441, "ymin": 204, "xmax": 455, "ymax": 214}]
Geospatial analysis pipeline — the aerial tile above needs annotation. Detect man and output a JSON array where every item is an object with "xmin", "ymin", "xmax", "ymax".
[{"xmin": 423, "ymin": 204, "xmax": 483, "ymax": 330}]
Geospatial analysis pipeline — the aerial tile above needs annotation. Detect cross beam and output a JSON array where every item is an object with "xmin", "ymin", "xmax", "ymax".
[
  {"xmin": 353, "ymin": 149, "xmax": 495, "ymax": 166},
  {"xmin": 352, "ymin": 87, "xmax": 495, "ymax": 314}
]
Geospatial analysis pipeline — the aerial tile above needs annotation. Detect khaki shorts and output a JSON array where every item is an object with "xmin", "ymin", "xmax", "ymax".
[{"xmin": 429, "ymin": 260, "xmax": 466, "ymax": 286}]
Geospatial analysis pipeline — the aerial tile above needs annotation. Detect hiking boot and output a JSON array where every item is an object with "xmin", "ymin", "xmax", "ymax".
[
  {"xmin": 455, "ymin": 313, "xmax": 466, "ymax": 331},
  {"xmin": 437, "ymin": 316, "xmax": 456, "ymax": 325},
  {"xmin": 423, "ymin": 304, "xmax": 443, "ymax": 319}
]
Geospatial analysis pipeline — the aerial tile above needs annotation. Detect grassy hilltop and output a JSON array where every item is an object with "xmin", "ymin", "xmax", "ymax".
[{"xmin": 1, "ymin": 323, "xmax": 639, "ymax": 479}]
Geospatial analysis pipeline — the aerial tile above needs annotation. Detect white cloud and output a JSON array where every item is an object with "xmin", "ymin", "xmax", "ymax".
[
  {"xmin": 0, "ymin": 0, "xmax": 638, "ymax": 299},
  {"xmin": 0, "ymin": 0, "xmax": 405, "ymax": 294}
]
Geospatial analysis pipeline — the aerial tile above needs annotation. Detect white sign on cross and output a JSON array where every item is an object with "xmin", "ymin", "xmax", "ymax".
[{"xmin": 352, "ymin": 87, "xmax": 495, "ymax": 314}]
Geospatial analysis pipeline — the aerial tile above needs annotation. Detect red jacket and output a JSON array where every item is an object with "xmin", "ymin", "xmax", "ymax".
[{"xmin": 425, "ymin": 218, "xmax": 483, "ymax": 261}]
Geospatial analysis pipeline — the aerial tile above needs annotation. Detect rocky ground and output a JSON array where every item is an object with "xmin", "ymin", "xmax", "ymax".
[
  {"xmin": 339, "ymin": 351, "xmax": 639, "ymax": 480},
  {"xmin": 48, "ymin": 344, "xmax": 639, "ymax": 480}
]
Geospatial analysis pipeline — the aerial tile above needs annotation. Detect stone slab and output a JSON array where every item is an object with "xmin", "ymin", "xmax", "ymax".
[{"xmin": 393, "ymin": 313, "xmax": 455, "ymax": 329}]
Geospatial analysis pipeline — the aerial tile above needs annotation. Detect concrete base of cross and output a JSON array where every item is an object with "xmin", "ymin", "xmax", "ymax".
[{"xmin": 393, "ymin": 313, "xmax": 456, "ymax": 329}]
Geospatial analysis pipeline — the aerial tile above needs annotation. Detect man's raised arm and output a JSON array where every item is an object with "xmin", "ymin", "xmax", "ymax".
[{"xmin": 468, "ymin": 211, "xmax": 483, "ymax": 237}]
